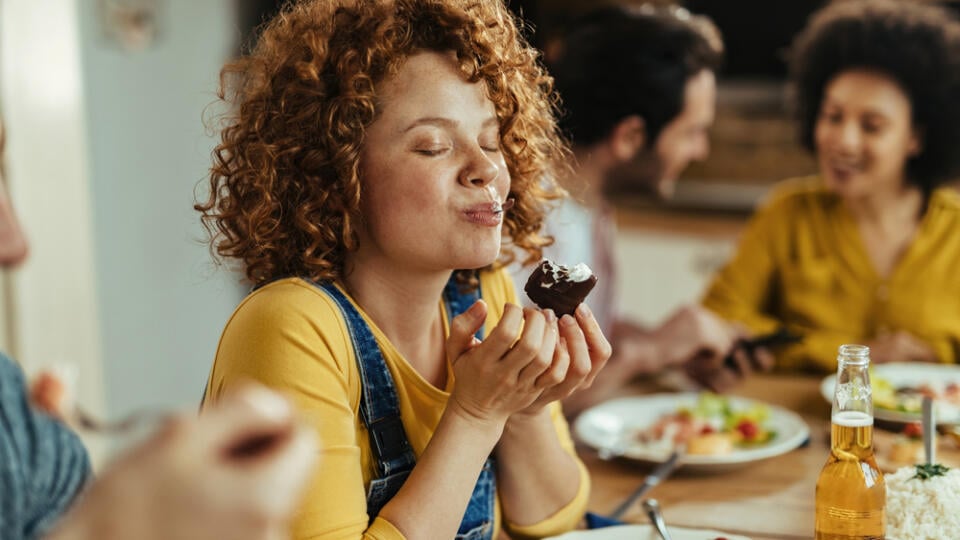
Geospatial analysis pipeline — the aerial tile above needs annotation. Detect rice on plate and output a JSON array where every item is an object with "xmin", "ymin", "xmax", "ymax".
[{"xmin": 886, "ymin": 465, "xmax": 960, "ymax": 539}]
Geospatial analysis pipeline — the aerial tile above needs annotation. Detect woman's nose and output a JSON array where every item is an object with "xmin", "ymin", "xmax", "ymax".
[
  {"xmin": 459, "ymin": 147, "xmax": 501, "ymax": 188},
  {"xmin": 0, "ymin": 189, "xmax": 29, "ymax": 268},
  {"xmin": 836, "ymin": 121, "xmax": 862, "ymax": 151}
]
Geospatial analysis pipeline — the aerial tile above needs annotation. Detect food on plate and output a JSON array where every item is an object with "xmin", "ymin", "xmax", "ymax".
[
  {"xmin": 633, "ymin": 393, "xmax": 776, "ymax": 456},
  {"xmin": 524, "ymin": 259, "xmax": 597, "ymax": 317},
  {"xmin": 873, "ymin": 372, "xmax": 960, "ymax": 416},
  {"xmin": 886, "ymin": 463, "xmax": 960, "ymax": 539},
  {"xmin": 887, "ymin": 422, "xmax": 926, "ymax": 465},
  {"xmin": 686, "ymin": 432, "xmax": 734, "ymax": 455}
]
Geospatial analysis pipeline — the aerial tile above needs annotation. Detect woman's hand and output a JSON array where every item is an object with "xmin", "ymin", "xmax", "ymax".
[
  {"xmin": 868, "ymin": 331, "xmax": 937, "ymax": 364},
  {"xmin": 520, "ymin": 303, "xmax": 611, "ymax": 413},
  {"xmin": 446, "ymin": 301, "xmax": 561, "ymax": 424},
  {"xmin": 446, "ymin": 300, "xmax": 611, "ymax": 422}
]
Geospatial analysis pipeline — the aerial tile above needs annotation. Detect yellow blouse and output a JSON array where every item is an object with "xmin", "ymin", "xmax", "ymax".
[
  {"xmin": 204, "ymin": 269, "xmax": 589, "ymax": 540},
  {"xmin": 702, "ymin": 177, "xmax": 960, "ymax": 372}
]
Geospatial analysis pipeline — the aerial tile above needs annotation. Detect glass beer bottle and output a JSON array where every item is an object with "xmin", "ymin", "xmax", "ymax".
[{"xmin": 815, "ymin": 344, "xmax": 885, "ymax": 539}]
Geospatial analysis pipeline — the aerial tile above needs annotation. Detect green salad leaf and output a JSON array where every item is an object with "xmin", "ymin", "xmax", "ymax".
[{"xmin": 912, "ymin": 463, "xmax": 950, "ymax": 481}]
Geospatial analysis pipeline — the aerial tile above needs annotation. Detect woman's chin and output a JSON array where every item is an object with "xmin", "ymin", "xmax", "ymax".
[
  {"xmin": 453, "ymin": 247, "xmax": 501, "ymax": 270},
  {"xmin": 823, "ymin": 173, "xmax": 860, "ymax": 197}
]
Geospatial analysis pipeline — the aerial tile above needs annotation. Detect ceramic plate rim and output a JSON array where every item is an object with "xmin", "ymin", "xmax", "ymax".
[
  {"xmin": 573, "ymin": 392, "xmax": 810, "ymax": 466},
  {"xmin": 819, "ymin": 362, "xmax": 960, "ymax": 424},
  {"xmin": 546, "ymin": 524, "xmax": 751, "ymax": 540}
]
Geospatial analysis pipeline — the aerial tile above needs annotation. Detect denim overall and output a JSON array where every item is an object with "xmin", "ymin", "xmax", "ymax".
[{"xmin": 316, "ymin": 276, "xmax": 495, "ymax": 540}]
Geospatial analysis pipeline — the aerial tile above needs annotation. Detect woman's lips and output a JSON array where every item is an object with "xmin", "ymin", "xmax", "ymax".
[
  {"xmin": 463, "ymin": 201, "xmax": 506, "ymax": 226},
  {"xmin": 827, "ymin": 164, "xmax": 857, "ymax": 183},
  {"xmin": 822, "ymin": 156, "xmax": 861, "ymax": 184}
]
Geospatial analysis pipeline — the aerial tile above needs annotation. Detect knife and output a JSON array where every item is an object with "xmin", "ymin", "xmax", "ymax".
[
  {"xmin": 923, "ymin": 396, "xmax": 935, "ymax": 465},
  {"xmin": 608, "ymin": 448, "xmax": 684, "ymax": 520}
]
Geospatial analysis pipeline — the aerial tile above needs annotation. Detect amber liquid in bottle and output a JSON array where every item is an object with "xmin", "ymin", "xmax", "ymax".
[
  {"xmin": 815, "ymin": 411, "xmax": 885, "ymax": 539},
  {"xmin": 815, "ymin": 344, "xmax": 885, "ymax": 540}
]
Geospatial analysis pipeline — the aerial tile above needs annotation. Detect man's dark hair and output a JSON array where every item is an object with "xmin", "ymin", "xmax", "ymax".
[
  {"xmin": 791, "ymin": 0, "xmax": 960, "ymax": 194},
  {"xmin": 550, "ymin": 5, "xmax": 723, "ymax": 147}
]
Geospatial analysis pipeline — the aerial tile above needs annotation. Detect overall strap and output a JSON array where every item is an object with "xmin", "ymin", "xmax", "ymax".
[
  {"xmin": 312, "ymin": 275, "xmax": 495, "ymax": 534},
  {"xmin": 317, "ymin": 282, "xmax": 416, "ymax": 477}
]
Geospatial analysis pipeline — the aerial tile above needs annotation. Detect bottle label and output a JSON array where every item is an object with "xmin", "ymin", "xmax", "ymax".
[{"xmin": 836, "ymin": 380, "xmax": 872, "ymax": 410}]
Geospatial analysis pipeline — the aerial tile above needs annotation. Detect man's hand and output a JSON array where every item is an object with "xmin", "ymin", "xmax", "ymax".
[
  {"xmin": 47, "ymin": 384, "xmax": 317, "ymax": 540},
  {"xmin": 651, "ymin": 305, "xmax": 738, "ymax": 367}
]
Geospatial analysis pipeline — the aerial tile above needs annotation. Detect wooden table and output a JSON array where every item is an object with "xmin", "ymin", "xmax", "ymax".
[{"xmin": 579, "ymin": 373, "xmax": 960, "ymax": 540}]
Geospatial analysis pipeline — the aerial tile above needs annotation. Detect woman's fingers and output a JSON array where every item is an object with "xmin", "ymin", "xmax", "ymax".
[
  {"xmin": 516, "ymin": 309, "xmax": 558, "ymax": 385},
  {"xmin": 574, "ymin": 303, "xmax": 611, "ymax": 387},
  {"xmin": 501, "ymin": 308, "xmax": 547, "ymax": 371},
  {"xmin": 531, "ymin": 316, "xmax": 590, "ymax": 404},
  {"xmin": 480, "ymin": 303, "xmax": 525, "ymax": 359}
]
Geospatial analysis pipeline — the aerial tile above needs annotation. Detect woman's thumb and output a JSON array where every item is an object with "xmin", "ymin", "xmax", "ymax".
[{"xmin": 446, "ymin": 300, "xmax": 486, "ymax": 364}]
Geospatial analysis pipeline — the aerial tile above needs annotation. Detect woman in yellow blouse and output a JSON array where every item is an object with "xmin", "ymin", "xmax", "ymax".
[
  {"xmin": 195, "ymin": 1, "xmax": 610, "ymax": 539},
  {"xmin": 702, "ymin": 0, "xmax": 960, "ymax": 373}
]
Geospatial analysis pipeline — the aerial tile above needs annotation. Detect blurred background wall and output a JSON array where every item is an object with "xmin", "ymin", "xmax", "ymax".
[
  {"xmin": 1, "ymin": 0, "xmax": 246, "ymax": 463},
  {"xmin": 77, "ymin": 0, "xmax": 243, "ymax": 424}
]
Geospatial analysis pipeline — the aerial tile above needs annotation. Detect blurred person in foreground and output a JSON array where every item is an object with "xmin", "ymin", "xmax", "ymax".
[
  {"xmin": 197, "ymin": 0, "xmax": 609, "ymax": 539},
  {"xmin": 702, "ymin": 0, "xmax": 960, "ymax": 372},
  {"xmin": 525, "ymin": 5, "xmax": 773, "ymax": 417},
  {"xmin": 0, "ymin": 115, "xmax": 86, "ymax": 540},
  {"xmin": 0, "ymin": 115, "xmax": 316, "ymax": 540}
]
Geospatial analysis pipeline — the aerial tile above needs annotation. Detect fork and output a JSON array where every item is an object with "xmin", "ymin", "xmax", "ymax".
[
  {"xmin": 584, "ymin": 448, "xmax": 684, "ymax": 529},
  {"xmin": 643, "ymin": 498, "xmax": 674, "ymax": 540}
]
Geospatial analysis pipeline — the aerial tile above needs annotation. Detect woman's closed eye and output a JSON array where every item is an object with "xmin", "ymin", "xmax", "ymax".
[
  {"xmin": 479, "ymin": 135, "xmax": 502, "ymax": 154},
  {"xmin": 413, "ymin": 142, "xmax": 451, "ymax": 156},
  {"xmin": 820, "ymin": 111, "xmax": 843, "ymax": 124}
]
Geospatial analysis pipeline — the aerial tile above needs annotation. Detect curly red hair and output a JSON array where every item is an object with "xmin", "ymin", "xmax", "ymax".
[{"xmin": 196, "ymin": 0, "xmax": 568, "ymax": 286}]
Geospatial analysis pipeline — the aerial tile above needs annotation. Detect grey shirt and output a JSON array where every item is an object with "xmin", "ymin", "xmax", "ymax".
[{"xmin": 0, "ymin": 354, "xmax": 90, "ymax": 539}]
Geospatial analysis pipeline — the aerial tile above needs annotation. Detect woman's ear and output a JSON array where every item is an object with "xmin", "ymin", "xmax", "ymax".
[
  {"xmin": 908, "ymin": 127, "xmax": 924, "ymax": 158},
  {"xmin": 609, "ymin": 115, "xmax": 646, "ymax": 162}
]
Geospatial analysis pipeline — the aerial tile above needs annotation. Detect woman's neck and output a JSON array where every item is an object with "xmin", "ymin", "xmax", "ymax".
[
  {"xmin": 342, "ymin": 260, "xmax": 448, "ymax": 343},
  {"xmin": 341, "ymin": 254, "xmax": 451, "ymax": 386},
  {"xmin": 844, "ymin": 184, "xmax": 924, "ymax": 232},
  {"xmin": 843, "ymin": 183, "xmax": 925, "ymax": 279}
]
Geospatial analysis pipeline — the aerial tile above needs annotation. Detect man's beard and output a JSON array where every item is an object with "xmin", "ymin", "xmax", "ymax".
[{"xmin": 602, "ymin": 148, "xmax": 673, "ymax": 200}]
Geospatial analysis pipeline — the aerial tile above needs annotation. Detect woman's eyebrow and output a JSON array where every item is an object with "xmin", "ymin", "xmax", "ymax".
[
  {"xmin": 402, "ymin": 117, "xmax": 457, "ymax": 133},
  {"xmin": 400, "ymin": 115, "xmax": 498, "ymax": 134}
]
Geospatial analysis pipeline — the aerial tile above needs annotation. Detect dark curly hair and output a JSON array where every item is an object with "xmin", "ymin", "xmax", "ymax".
[
  {"xmin": 790, "ymin": 0, "xmax": 960, "ymax": 195},
  {"xmin": 549, "ymin": 5, "xmax": 723, "ymax": 147},
  {"xmin": 196, "ymin": 0, "xmax": 567, "ymax": 286}
]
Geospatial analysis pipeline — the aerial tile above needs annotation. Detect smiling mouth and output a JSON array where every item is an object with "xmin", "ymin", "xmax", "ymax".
[{"xmin": 824, "ymin": 158, "xmax": 863, "ymax": 179}]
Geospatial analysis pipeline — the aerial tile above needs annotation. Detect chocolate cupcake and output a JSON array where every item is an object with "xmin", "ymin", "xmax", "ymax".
[{"xmin": 524, "ymin": 259, "xmax": 598, "ymax": 317}]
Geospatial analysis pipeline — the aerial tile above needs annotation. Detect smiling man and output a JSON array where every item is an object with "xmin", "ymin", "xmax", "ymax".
[{"xmin": 515, "ymin": 5, "xmax": 772, "ymax": 416}]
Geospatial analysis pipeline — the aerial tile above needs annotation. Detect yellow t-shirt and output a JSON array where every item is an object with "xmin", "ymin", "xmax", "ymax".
[
  {"xmin": 702, "ymin": 177, "xmax": 960, "ymax": 372},
  {"xmin": 204, "ymin": 268, "xmax": 589, "ymax": 539}
]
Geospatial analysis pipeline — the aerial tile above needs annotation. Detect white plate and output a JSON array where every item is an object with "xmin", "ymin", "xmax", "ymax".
[
  {"xmin": 547, "ymin": 524, "xmax": 750, "ymax": 540},
  {"xmin": 820, "ymin": 363, "xmax": 960, "ymax": 424},
  {"xmin": 573, "ymin": 393, "xmax": 809, "ymax": 469}
]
